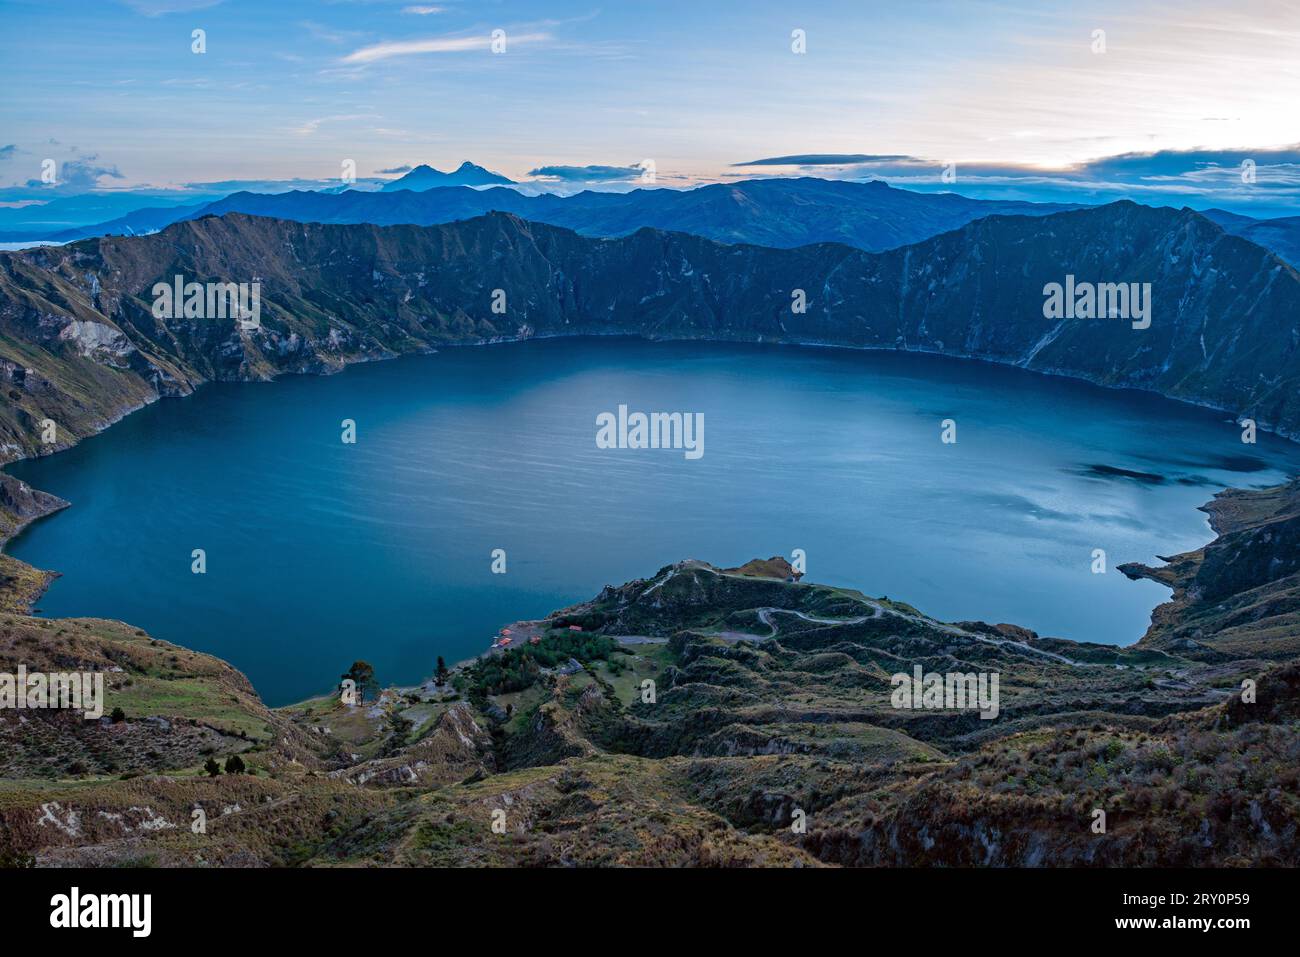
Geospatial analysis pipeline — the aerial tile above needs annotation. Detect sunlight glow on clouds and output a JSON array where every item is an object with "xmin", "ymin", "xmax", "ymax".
[{"xmin": 887, "ymin": 1, "xmax": 1300, "ymax": 167}]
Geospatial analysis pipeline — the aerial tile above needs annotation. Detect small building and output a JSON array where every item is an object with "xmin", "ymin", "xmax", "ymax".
[{"xmin": 568, "ymin": 625, "xmax": 583, "ymax": 632}]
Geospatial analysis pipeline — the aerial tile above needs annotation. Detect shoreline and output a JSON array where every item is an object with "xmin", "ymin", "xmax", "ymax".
[
  {"xmin": 5, "ymin": 331, "xmax": 1300, "ymax": 474},
  {"xmin": 1, "ymin": 333, "xmax": 1294, "ymax": 668}
]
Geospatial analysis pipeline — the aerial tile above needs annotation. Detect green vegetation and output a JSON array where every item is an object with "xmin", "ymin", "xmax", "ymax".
[
  {"xmin": 462, "ymin": 630, "xmax": 619, "ymax": 699},
  {"xmin": 341, "ymin": 660, "xmax": 379, "ymax": 703}
]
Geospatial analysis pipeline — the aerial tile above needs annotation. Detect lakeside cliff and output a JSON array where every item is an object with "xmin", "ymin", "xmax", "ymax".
[{"xmin": 3, "ymin": 203, "xmax": 1300, "ymax": 470}]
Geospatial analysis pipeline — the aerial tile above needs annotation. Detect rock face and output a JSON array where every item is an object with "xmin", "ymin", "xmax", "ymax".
[
  {"xmin": 0, "ymin": 474, "xmax": 67, "ymax": 543},
  {"xmin": 3, "ymin": 202, "xmax": 1300, "ymax": 463},
  {"xmin": 1122, "ymin": 478, "xmax": 1300, "ymax": 662},
  {"xmin": 0, "ymin": 473, "xmax": 68, "ymax": 611}
]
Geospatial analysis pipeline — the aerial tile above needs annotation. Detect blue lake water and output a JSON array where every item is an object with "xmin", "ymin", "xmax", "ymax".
[{"xmin": 7, "ymin": 337, "xmax": 1300, "ymax": 705}]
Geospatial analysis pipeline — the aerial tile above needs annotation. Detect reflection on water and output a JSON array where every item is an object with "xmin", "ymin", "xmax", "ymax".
[{"xmin": 8, "ymin": 338, "xmax": 1299, "ymax": 704}]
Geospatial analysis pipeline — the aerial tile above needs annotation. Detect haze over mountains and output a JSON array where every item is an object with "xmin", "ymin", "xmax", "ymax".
[
  {"xmin": 9, "ymin": 172, "xmax": 1299, "ymax": 273},
  {"xmin": 8, "ymin": 178, "xmax": 1076, "ymax": 251},
  {"xmin": 3, "ymin": 200, "xmax": 1299, "ymax": 465}
]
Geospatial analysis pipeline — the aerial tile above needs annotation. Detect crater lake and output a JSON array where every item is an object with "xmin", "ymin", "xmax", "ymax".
[{"xmin": 7, "ymin": 337, "xmax": 1300, "ymax": 705}]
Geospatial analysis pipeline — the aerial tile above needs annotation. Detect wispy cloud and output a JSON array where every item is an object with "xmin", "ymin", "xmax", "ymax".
[
  {"xmin": 401, "ymin": 5, "xmax": 445, "ymax": 14},
  {"xmin": 341, "ymin": 31, "xmax": 550, "ymax": 64},
  {"xmin": 735, "ymin": 154, "xmax": 912, "ymax": 167},
  {"xmin": 301, "ymin": 19, "xmax": 363, "ymax": 45},
  {"xmin": 120, "ymin": 0, "xmax": 223, "ymax": 15},
  {"xmin": 293, "ymin": 114, "xmax": 372, "ymax": 136}
]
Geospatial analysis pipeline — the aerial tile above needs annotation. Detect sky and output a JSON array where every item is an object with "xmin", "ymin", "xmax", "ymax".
[{"xmin": 2, "ymin": 0, "xmax": 1299, "ymax": 216}]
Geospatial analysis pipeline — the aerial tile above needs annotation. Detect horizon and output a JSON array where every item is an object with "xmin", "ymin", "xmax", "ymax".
[{"xmin": 2, "ymin": 0, "xmax": 1298, "ymax": 218}]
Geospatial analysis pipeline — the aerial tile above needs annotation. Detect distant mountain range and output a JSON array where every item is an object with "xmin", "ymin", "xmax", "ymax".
[
  {"xmin": 12, "ymin": 178, "xmax": 1078, "ymax": 251},
  {"xmin": 2, "ymin": 201, "xmax": 1299, "ymax": 463},
  {"xmin": 1201, "ymin": 208, "xmax": 1300, "ymax": 273},
  {"xmin": 12, "ymin": 177, "xmax": 1300, "ymax": 273},
  {"xmin": 380, "ymin": 161, "xmax": 515, "ymax": 191}
]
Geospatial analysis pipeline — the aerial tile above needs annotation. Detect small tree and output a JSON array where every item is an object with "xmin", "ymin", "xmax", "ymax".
[
  {"xmin": 110, "ymin": 707, "xmax": 126, "ymax": 723},
  {"xmin": 341, "ymin": 660, "xmax": 377, "ymax": 704},
  {"xmin": 435, "ymin": 656, "xmax": 450, "ymax": 686},
  {"xmin": 224, "ymin": 754, "xmax": 246, "ymax": 775},
  {"xmin": 381, "ymin": 711, "xmax": 414, "ymax": 758},
  {"xmin": 203, "ymin": 757, "xmax": 222, "ymax": 778}
]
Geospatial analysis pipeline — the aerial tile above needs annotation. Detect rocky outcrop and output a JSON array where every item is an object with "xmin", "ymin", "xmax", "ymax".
[
  {"xmin": 1122, "ymin": 479, "xmax": 1300, "ymax": 661},
  {"xmin": 0, "ymin": 473, "xmax": 67, "ymax": 545}
]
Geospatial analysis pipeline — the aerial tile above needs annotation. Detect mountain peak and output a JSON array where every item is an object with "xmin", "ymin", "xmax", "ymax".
[{"xmin": 382, "ymin": 162, "xmax": 515, "ymax": 192}]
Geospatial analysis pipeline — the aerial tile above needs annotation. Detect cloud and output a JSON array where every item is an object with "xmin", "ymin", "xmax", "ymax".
[
  {"xmin": 120, "ymin": 0, "xmax": 224, "ymax": 15},
  {"xmin": 1075, "ymin": 146, "xmax": 1300, "ymax": 185},
  {"xmin": 528, "ymin": 164, "xmax": 646, "ymax": 184},
  {"xmin": 24, "ymin": 156, "xmax": 124, "ymax": 189},
  {"xmin": 341, "ymin": 31, "xmax": 550, "ymax": 64},
  {"xmin": 402, "ymin": 5, "xmax": 445, "ymax": 13},
  {"xmin": 0, "ymin": 145, "xmax": 17, "ymax": 162},
  {"xmin": 734, "ymin": 154, "xmax": 912, "ymax": 167},
  {"xmin": 293, "ymin": 114, "xmax": 371, "ymax": 136},
  {"xmin": 376, "ymin": 164, "xmax": 413, "ymax": 175},
  {"xmin": 300, "ymin": 20, "xmax": 362, "ymax": 45},
  {"xmin": 731, "ymin": 145, "xmax": 1300, "ymax": 217}
]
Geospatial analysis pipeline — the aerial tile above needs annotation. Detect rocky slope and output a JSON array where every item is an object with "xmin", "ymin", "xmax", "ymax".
[
  {"xmin": 1121, "ymin": 479, "xmax": 1300, "ymax": 661},
  {"xmin": 2, "ymin": 479, "xmax": 1298, "ymax": 867},
  {"xmin": 1203, "ymin": 208, "xmax": 1300, "ymax": 270},
  {"xmin": 0, "ymin": 475, "xmax": 67, "ymax": 613},
  {"xmin": 3, "ymin": 201, "xmax": 1300, "ymax": 471}
]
